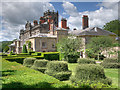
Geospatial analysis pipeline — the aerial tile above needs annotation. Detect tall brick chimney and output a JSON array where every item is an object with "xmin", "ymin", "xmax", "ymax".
[
  {"xmin": 82, "ymin": 15, "xmax": 89, "ymax": 29},
  {"xmin": 61, "ymin": 18, "xmax": 67, "ymax": 29},
  {"xmin": 33, "ymin": 20, "xmax": 38, "ymax": 26},
  {"xmin": 40, "ymin": 17, "xmax": 45, "ymax": 24}
]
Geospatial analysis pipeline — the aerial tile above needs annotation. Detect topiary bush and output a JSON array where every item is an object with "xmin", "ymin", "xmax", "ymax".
[
  {"xmin": 23, "ymin": 57, "xmax": 37, "ymax": 68},
  {"xmin": 22, "ymin": 44, "xmax": 28, "ymax": 53},
  {"xmin": 45, "ymin": 61, "xmax": 72, "ymax": 81},
  {"xmin": 101, "ymin": 58, "xmax": 120, "ymax": 68},
  {"xmin": 77, "ymin": 58, "xmax": 96, "ymax": 64},
  {"xmin": 67, "ymin": 54, "xmax": 79, "ymax": 63},
  {"xmin": 31, "ymin": 59, "xmax": 48, "ymax": 73},
  {"xmin": 70, "ymin": 64, "xmax": 112, "ymax": 86}
]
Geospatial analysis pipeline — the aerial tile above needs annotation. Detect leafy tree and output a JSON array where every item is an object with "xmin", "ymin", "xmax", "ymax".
[
  {"xmin": 103, "ymin": 20, "xmax": 120, "ymax": 36},
  {"xmin": 3, "ymin": 46, "xmax": 9, "ymax": 52},
  {"xmin": 87, "ymin": 36, "xmax": 115, "ymax": 60},
  {"xmin": 22, "ymin": 44, "xmax": 28, "ymax": 53},
  {"xmin": 0, "ymin": 41, "xmax": 13, "ymax": 52},
  {"xmin": 57, "ymin": 36, "xmax": 83, "ymax": 63}
]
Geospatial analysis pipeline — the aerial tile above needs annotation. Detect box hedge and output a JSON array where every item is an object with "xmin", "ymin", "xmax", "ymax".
[
  {"xmin": 4, "ymin": 57, "xmax": 25, "ymax": 64},
  {"xmin": 45, "ymin": 71, "xmax": 72, "ymax": 81},
  {"xmin": 45, "ymin": 61, "xmax": 71, "ymax": 81},
  {"xmin": 67, "ymin": 54, "xmax": 79, "ymax": 63},
  {"xmin": 23, "ymin": 57, "xmax": 37, "ymax": 68},
  {"xmin": 44, "ymin": 53, "xmax": 59, "ymax": 60},
  {"xmin": 31, "ymin": 59, "xmax": 48, "ymax": 73},
  {"xmin": 70, "ymin": 64, "xmax": 112, "ymax": 85},
  {"xmin": 101, "ymin": 58, "xmax": 119, "ymax": 68},
  {"xmin": 77, "ymin": 58, "xmax": 96, "ymax": 64}
]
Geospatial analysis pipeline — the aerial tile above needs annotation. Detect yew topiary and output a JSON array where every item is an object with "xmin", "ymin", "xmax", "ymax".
[
  {"xmin": 70, "ymin": 64, "xmax": 112, "ymax": 85},
  {"xmin": 31, "ymin": 59, "xmax": 48, "ymax": 73},
  {"xmin": 45, "ymin": 61, "xmax": 71, "ymax": 81},
  {"xmin": 23, "ymin": 57, "xmax": 37, "ymax": 68}
]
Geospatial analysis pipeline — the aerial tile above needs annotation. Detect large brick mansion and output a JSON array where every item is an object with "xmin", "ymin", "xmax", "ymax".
[{"xmin": 9, "ymin": 10, "xmax": 116, "ymax": 58}]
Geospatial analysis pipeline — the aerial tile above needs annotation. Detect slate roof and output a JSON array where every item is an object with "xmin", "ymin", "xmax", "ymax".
[
  {"xmin": 68, "ymin": 27, "xmax": 116, "ymax": 36},
  {"xmin": 29, "ymin": 33, "xmax": 57, "ymax": 38}
]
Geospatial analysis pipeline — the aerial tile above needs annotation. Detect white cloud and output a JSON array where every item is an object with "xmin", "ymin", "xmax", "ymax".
[
  {"xmin": 62, "ymin": 2, "xmax": 79, "ymax": 17},
  {"xmin": 62, "ymin": 1, "xmax": 118, "ymax": 30},
  {"xmin": 1, "ymin": 2, "xmax": 55, "ymax": 41}
]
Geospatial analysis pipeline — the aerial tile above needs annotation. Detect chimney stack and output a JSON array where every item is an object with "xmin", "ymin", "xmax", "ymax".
[
  {"xmin": 61, "ymin": 18, "xmax": 67, "ymax": 29},
  {"xmin": 40, "ymin": 17, "xmax": 45, "ymax": 24},
  {"xmin": 33, "ymin": 20, "xmax": 38, "ymax": 26},
  {"xmin": 82, "ymin": 15, "xmax": 89, "ymax": 29}
]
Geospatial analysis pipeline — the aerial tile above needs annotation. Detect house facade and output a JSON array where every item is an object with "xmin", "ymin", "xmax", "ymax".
[{"xmin": 9, "ymin": 10, "xmax": 117, "ymax": 58}]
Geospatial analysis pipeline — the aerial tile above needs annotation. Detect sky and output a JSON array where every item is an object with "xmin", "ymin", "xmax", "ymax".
[{"xmin": 0, "ymin": 0, "xmax": 119, "ymax": 41}]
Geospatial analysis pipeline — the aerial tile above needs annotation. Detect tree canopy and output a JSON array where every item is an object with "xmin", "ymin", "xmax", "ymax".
[
  {"xmin": 86, "ymin": 36, "xmax": 115, "ymax": 59},
  {"xmin": 57, "ymin": 36, "xmax": 83, "ymax": 62},
  {"xmin": 103, "ymin": 20, "xmax": 120, "ymax": 36}
]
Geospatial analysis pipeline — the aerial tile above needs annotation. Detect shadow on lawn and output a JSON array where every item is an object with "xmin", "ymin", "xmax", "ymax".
[
  {"xmin": 2, "ymin": 81, "xmax": 72, "ymax": 88},
  {"xmin": 2, "ymin": 70, "xmax": 17, "ymax": 76}
]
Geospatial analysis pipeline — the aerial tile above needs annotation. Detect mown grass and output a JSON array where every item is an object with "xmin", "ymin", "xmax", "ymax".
[
  {"xmin": 66, "ymin": 63, "xmax": 119, "ymax": 88},
  {"xmin": 2, "ymin": 59, "xmax": 74, "ymax": 88}
]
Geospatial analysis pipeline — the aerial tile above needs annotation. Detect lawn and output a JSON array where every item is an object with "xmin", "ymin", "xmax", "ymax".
[
  {"xmin": 66, "ymin": 63, "xmax": 119, "ymax": 88},
  {"xmin": 1, "ymin": 59, "xmax": 73, "ymax": 88},
  {"xmin": 1, "ymin": 58, "xmax": 119, "ymax": 89}
]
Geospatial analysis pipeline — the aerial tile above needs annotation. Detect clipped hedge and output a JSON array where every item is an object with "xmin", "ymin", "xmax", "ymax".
[
  {"xmin": 45, "ymin": 71, "xmax": 72, "ymax": 81},
  {"xmin": 45, "ymin": 61, "xmax": 71, "ymax": 81},
  {"xmin": 70, "ymin": 64, "xmax": 112, "ymax": 85},
  {"xmin": 43, "ymin": 52, "xmax": 59, "ymax": 60},
  {"xmin": 77, "ymin": 58, "xmax": 96, "ymax": 64},
  {"xmin": 67, "ymin": 54, "xmax": 79, "ymax": 63},
  {"xmin": 4, "ymin": 57, "xmax": 25, "ymax": 64},
  {"xmin": 23, "ymin": 57, "xmax": 37, "ymax": 68},
  {"xmin": 101, "ymin": 58, "xmax": 119, "ymax": 68},
  {"xmin": 46, "ymin": 61, "xmax": 69, "ymax": 72},
  {"xmin": 31, "ymin": 59, "xmax": 48, "ymax": 73}
]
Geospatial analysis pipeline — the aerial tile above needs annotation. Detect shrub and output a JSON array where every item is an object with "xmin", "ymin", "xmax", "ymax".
[
  {"xmin": 5, "ymin": 57, "xmax": 25, "ymax": 64},
  {"xmin": 23, "ymin": 57, "xmax": 37, "ymax": 68},
  {"xmin": 70, "ymin": 64, "xmax": 112, "ymax": 85},
  {"xmin": 43, "ymin": 52, "xmax": 59, "ymax": 60},
  {"xmin": 31, "ymin": 59, "xmax": 48, "ymax": 73},
  {"xmin": 77, "ymin": 58, "xmax": 96, "ymax": 64},
  {"xmin": 67, "ymin": 54, "xmax": 79, "ymax": 63},
  {"xmin": 31, "ymin": 52, "xmax": 41, "ymax": 56},
  {"xmin": 46, "ymin": 61, "xmax": 69, "ymax": 72},
  {"xmin": 45, "ymin": 61, "xmax": 71, "ymax": 81},
  {"xmin": 22, "ymin": 44, "xmax": 28, "ymax": 53},
  {"xmin": 101, "ymin": 58, "xmax": 119, "ymax": 68},
  {"xmin": 77, "ymin": 80, "xmax": 111, "ymax": 89},
  {"xmin": 17, "ymin": 53, "xmax": 29, "ymax": 56},
  {"xmin": 45, "ymin": 71, "xmax": 72, "ymax": 81},
  {"xmin": 0, "ymin": 53, "xmax": 7, "ymax": 56}
]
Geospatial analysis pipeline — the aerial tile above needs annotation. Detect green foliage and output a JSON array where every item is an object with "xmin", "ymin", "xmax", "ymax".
[
  {"xmin": 5, "ymin": 57, "xmax": 25, "ymax": 64},
  {"xmin": 101, "ymin": 58, "xmax": 120, "ymax": 68},
  {"xmin": 0, "ymin": 53, "xmax": 7, "ymax": 56},
  {"xmin": 45, "ymin": 61, "xmax": 71, "ymax": 81},
  {"xmin": 70, "ymin": 64, "xmax": 112, "ymax": 85},
  {"xmin": 45, "ymin": 71, "xmax": 72, "ymax": 81},
  {"xmin": 0, "ymin": 41, "xmax": 13, "ymax": 52},
  {"xmin": 87, "ymin": 36, "xmax": 114, "ymax": 60},
  {"xmin": 103, "ymin": 19, "xmax": 120, "ymax": 36},
  {"xmin": 31, "ymin": 59, "xmax": 48, "ymax": 73},
  {"xmin": 43, "ymin": 52, "xmax": 59, "ymax": 60},
  {"xmin": 46, "ymin": 61, "xmax": 69, "ymax": 72},
  {"xmin": 3, "ymin": 46, "xmax": 9, "ymax": 52},
  {"xmin": 23, "ymin": 58, "xmax": 37, "ymax": 68},
  {"xmin": 22, "ymin": 44, "xmax": 28, "ymax": 53},
  {"xmin": 76, "ymin": 80, "xmax": 111, "ymax": 89},
  {"xmin": 77, "ymin": 58, "xmax": 96, "ymax": 64},
  {"xmin": 2, "ymin": 59, "xmax": 73, "ymax": 88},
  {"xmin": 57, "ymin": 36, "xmax": 82, "ymax": 63}
]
